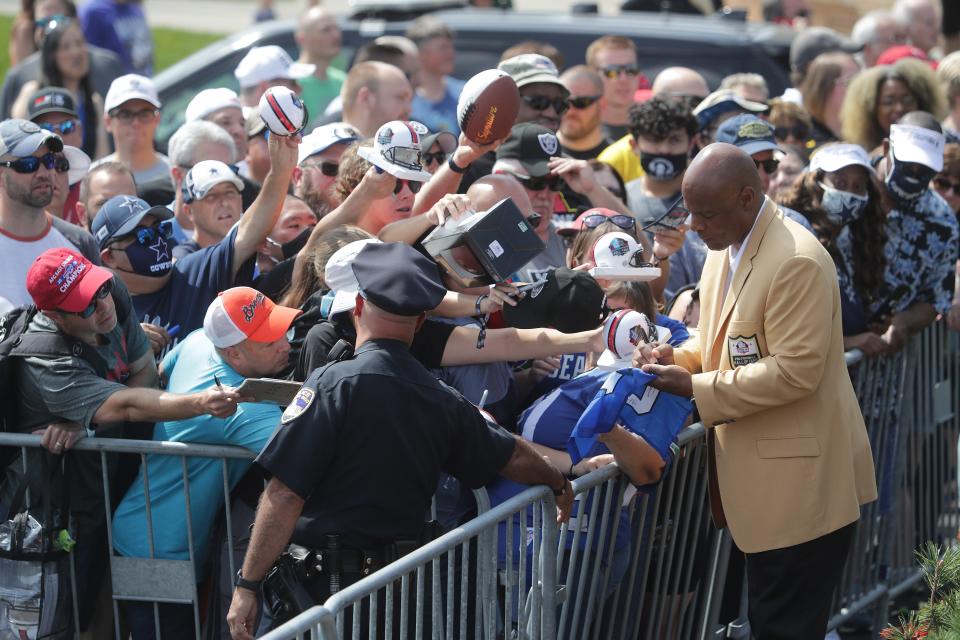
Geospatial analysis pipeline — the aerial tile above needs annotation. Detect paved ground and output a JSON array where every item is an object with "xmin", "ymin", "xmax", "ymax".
[{"xmin": 0, "ymin": 0, "xmax": 624, "ymax": 33}]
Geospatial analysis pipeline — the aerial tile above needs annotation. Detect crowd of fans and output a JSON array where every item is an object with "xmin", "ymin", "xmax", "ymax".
[{"xmin": 1, "ymin": 0, "xmax": 959, "ymax": 637}]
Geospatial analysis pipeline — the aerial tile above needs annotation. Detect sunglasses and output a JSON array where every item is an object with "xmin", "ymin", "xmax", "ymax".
[
  {"xmin": 303, "ymin": 160, "xmax": 339, "ymax": 177},
  {"xmin": 38, "ymin": 119, "xmax": 79, "ymax": 136},
  {"xmin": 599, "ymin": 65, "xmax": 640, "ymax": 79},
  {"xmin": 568, "ymin": 95, "xmax": 602, "ymax": 110},
  {"xmin": 34, "ymin": 13, "xmax": 66, "ymax": 28},
  {"xmin": 65, "ymin": 280, "xmax": 113, "ymax": 319},
  {"xmin": 511, "ymin": 173, "xmax": 564, "ymax": 192},
  {"xmin": 422, "ymin": 151, "xmax": 447, "ymax": 165},
  {"xmin": 934, "ymin": 176, "xmax": 960, "ymax": 195},
  {"xmin": 0, "ymin": 152, "xmax": 69, "ymax": 174},
  {"xmin": 114, "ymin": 223, "xmax": 173, "ymax": 248},
  {"xmin": 521, "ymin": 94, "xmax": 570, "ymax": 116},
  {"xmin": 580, "ymin": 213, "xmax": 635, "ymax": 231},
  {"xmin": 754, "ymin": 158, "xmax": 780, "ymax": 174},
  {"xmin": 110, "ymin": 108, "xmax": 159, "ymax": 124},
  {"xmin": 393, "ymin": 178, "xmax": 423, "ymax": 195},
  {"xmin": 773, "ymin": 124, "xmax": 809, "ymax": 141}
]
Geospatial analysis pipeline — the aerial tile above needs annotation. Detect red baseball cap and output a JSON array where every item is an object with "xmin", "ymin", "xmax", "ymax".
[
  {"xmin": 203, "ymin": 287, "xmax": 302, "ymax": 348},
  {"xmin": 876, "ymin": 45, "xmax": 937, "ymax": 69},
  {"xmin": 556, "ymin": 207, "xmax": 623, "ymax": 236},
  {"xmin": 26, "ymin": 248, "xmax": 113, "ymax": 313}
]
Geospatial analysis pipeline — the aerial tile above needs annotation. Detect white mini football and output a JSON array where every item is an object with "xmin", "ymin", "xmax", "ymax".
[{"xmin": 258, "ymin": 86, "xmax": 308, "ymax": 136}]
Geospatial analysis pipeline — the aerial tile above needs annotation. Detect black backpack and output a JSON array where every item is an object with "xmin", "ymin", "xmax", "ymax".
[{"xmin": 0, "ymin": 295, "xmax": 132, "ymax": 465}]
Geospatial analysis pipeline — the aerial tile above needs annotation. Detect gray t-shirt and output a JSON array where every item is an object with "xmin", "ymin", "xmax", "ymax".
[
  {"xmin": 514, "ymin": 224, "xmax": 567, "ymax": 282},
  {"xmin": 16, "ymin": 285, "xmax": 151, "ymax": 433}
]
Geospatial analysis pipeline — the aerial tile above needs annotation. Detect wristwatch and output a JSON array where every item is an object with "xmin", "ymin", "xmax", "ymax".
[
  {"xmin": 234, "ymin": 569, "xmax": 262, "ymax": 592},
  {"xmin": 447, "ymin": 156, "xmax": 469, "ymax": 174}
]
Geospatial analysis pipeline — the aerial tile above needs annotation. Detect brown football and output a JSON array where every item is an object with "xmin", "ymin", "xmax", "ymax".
[{"xmin": 457, "ymin": 69, "xmax": 520, "ymax": 145}]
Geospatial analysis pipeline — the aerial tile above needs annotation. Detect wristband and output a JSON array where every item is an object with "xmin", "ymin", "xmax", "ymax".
[
  {"xmin": 448, "ymin": 156, "xmax": 468, "ymax": 174},
  {"xmin": 568, "ymin": 462, "xmax": 576, "ymax": 478},
  {"xmin": 475, "ymin": 294, "xmax": 487, "ymax": 316},
  {"xmin": 234, "ymin": 569, "xmax": 261, "ymax": 592}
]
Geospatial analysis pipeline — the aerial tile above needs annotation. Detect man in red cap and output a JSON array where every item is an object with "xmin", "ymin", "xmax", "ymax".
[
  {"xmin": 5, "ymin": 247, "xmax": 244, "ymax": 636},
  {"xmin": 111, "ymin": 286, "xmax": 301, "ymax": 639}
]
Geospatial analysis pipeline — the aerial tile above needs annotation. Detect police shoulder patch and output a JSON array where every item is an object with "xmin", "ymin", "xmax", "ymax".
[{"xmin": 281, "ymin": 387, "xmax": 315, "ymax": 424}]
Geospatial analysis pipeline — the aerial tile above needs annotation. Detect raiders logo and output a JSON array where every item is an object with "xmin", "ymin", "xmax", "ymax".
[
  {"xmin": 728, "ymin": 334, "xmax": 761, "ymax": 367},
  {"xmin": 537, "ymin": 132, "xmax": 558, "ymax": 156}
]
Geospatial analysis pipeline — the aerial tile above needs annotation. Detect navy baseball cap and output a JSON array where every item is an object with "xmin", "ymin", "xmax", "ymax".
[
  {"xmin": 91, "ymin": 195, "xmax": 173, "ymax": 251},
  {"xmin": 715, "ymin": 114, "xmax": 782, "ymax": 156},
  {"xmin": 352, "ymin": 242, "xmax": 446, "ymax": 316},
  {"xmin": 0, "ymin": 118, "xmax": 62, "ymax": 157}
]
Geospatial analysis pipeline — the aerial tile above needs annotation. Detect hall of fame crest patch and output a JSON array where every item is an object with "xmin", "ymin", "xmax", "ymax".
[{"xmin": 728, "ymin": 334, "xmax": 760, "ymax": 367}]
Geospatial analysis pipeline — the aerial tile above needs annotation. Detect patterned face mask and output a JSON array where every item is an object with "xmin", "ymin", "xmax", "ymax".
[
  {"xmin": 885, "ymin": 157, "xmax": 934, "ymax": 206},
  {"xmin": 819, "ymin": 183, "xmax": 869, "ymax": 226}
]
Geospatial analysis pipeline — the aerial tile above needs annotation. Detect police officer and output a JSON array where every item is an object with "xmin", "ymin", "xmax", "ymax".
[{"xmin": 226, "ymin": 242, "xmax": 574, "ymax": 640}]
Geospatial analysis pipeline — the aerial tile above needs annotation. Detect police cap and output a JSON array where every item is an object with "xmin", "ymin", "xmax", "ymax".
[{"xmin": 352, "ymin": 242, "xmax": 446, "ymax": 316}]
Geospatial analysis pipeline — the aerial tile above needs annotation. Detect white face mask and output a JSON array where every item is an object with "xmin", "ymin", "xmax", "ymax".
[{"xmin": 818, "ymin": 182, "xmax": 869, "ymax": 226}]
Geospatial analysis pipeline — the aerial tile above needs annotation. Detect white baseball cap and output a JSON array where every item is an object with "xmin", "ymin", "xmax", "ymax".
[
  {"xmin": 591, "ymin": 232, "xmax": 644, "ymax": 269},
  {"xmin": 357, "ymin": 120, "xmax": 433, "ymax": 182},
  {"xmin": 596, "ymin": 309, "xmax": 672, "ymax": 370},
  {"xmin": 234, "ymin": 46, "xmax": 315, "ymax": 89},
  {"xmin": 324, "ymin": 238, "xmax": 382, "ymax": 317},
  {"xmin": 183, "ymin": 160, "xmax": 244, "ymax": 203},
  {"xmin": 185, "ymin": 88, "xmax": 242, "ymax": 122},
  {"xmin": 808, "ymin": 143, "xmax": 876, "ymax": 175},
  {"xmin": 889, "ymin": 123, "xmax": 945, "ymax": 172},
  {"xmin": 298, "ymin": 123, "xmax": 361, "ymax": 165},
  {"xmin": 104, "ymin": 74, "xmax": 161, "ymax": 113},
  {"xmin": 63, "ymin": 145, "xmax": 90, "ymax": 186}
]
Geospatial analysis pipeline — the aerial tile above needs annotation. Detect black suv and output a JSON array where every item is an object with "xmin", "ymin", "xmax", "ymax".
[{"xmin": 154, "ymin": 7, "xmax": 794, "ymax": 145}]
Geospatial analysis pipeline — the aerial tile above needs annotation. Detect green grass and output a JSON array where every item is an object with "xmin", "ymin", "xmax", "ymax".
[{"xmin": 0, "ymin": 14, "xmax": 225, "ymax": 80}]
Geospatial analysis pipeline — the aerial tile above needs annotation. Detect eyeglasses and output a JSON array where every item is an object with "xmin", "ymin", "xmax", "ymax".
[
  {"xmin": 64, "ymin": 280, "xmax": 112, "ymax": 319},
  {"xmin": 38, "ymin": 119, "xmax": 79, "ymax": 136},
  {"xmin": 579, "ymin": 213, "xmax": 635, "ymax": 231},
  {"xmin": 521, "ymin": 94, "xmax": 570, "ymax": 116},
  {"xmin": 754, "ymin": 158, "xmax": 780, "ymax": 174},
  {"xmin": 510, "ymin": 172, "xmax": 564, "ymax": 192},
  {"xmin": 34, "ymin": 14, "xmax": 67, "ymax": 29},
  {"xmin": 110, "ymin": 108, "xmax": 159, "ymax": 123},
  {"xmin": 302, "ymin": 160, "xmax": 339, "ymax": 177},
  {"xmin": 773, "ymin": 124, "xmax": 809, "ymax": 141},
  {"xmin": 114, "ymin": 223, "xmax": 173, "ymax": 248},
  {"xmin": 422, "ymin": 151, "xmax": 447, "ymax": 165},
  {"xmin": 0, "ymin": 152, "xmax": 69, "ymax": 174},
  {"xmin": 878, "ymin": 95, "xmax": 919, "ymax": 110},
  {"xmin": 933, "ymin": 176, "xmax": 960, "ymax": 195},
  {"xmin": 393, "ymin": 179, "xmax": 423, "ymax": 195},
  {"xmin": 568, "ymin": 95, "xmax": 602, "ymax": 110},
  {"xmin": 598, "ymin": 65, "xmax": 640, "ymax": 79}
]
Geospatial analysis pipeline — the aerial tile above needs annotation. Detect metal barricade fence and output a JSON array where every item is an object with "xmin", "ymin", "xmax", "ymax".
[
  {"xmin": 0, "ymin": 322, "xmax": 955, "ymax": 639},
  {"xmin": 0, "ymin": 432, "xmax": 257, "ymax": 640},
  {"xmin": 268, "ymin": 322, "xmax": 958, "ymax": 640}
]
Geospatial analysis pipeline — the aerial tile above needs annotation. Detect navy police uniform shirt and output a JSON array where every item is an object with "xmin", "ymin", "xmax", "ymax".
[{"xmin": 256, "ymin": 338, "xmax": 517, "ymax": 548}]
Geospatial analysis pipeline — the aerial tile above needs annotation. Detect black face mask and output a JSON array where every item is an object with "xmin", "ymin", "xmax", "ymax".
[{"xmin": 640, "ymin": 151, "xmax": 688, "ymax": 181}]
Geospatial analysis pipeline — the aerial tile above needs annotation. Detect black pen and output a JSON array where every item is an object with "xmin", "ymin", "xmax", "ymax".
[{"xmin": 214, "ymin": 374, "xmax": 223, "ymax": 391}]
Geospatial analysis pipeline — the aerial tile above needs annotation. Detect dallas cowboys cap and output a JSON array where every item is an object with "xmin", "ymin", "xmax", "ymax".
[
  {"xmin": 91, "ymin": 195, "xmax": 173, "ymax": 251},
  {"xmin": 183, "ymin": 160, "xmax": 244, "ymax": 203}
]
